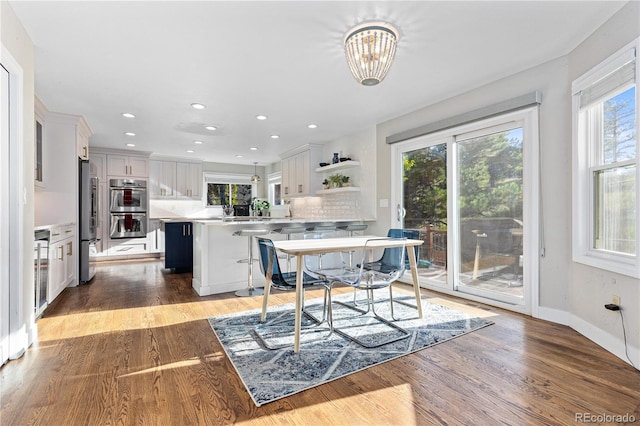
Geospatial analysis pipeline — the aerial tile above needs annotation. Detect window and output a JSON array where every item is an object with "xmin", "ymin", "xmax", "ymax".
[
  {"xmin": 203, "ymin": 172, "xmax": 253, "ymax": 207},
  {"xmin": 573, "ymin": 39, "xmax": 639, "ymax": 277},
  {"xmin": 267, "ymin": 172, "xmax": 282, "ymax": 205}
]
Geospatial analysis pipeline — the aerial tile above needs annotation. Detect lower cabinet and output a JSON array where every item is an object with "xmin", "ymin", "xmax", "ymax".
[
  {"xmin": 48, "ymin": 224, "xmax": 75, "ymax": 303},
  {"xmin": 164, "ymin": 222, "xmax": 193, "ymax": 270}
]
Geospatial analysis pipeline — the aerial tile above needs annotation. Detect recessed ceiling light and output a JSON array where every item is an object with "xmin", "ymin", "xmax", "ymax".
[
  {"xmin": 125, "ymin": 143, "xmax": 135, "ymax": 147},
  {"xmin": 186, "ymin": 149, "xmax": 195, "ymax": 153},
  {"xmin": 270, "ymin": 134, "xmax": 280, "ymax": 139},
  {"xmin": 191, "ymin": 103, "xmax": 206, "ymax": 109},
  {"xmin": 193, "ymin": 140, "xmax": 203, "ymax": 144},
  {"xmin": 122, "ymin": 113, "xmax": 135, "ymax": 118},
  {"xmin": 125, "ymin": 132, "xmax": 136, "ymax": 136},
  {"xmin": 256, "ymin": 115, "xmax": 267, "ymax": 120},
  {"xmin": 205, "ymin": 125, "xmax": 217, "ymax": 131},
  {"xmin": 250, "ymin": 147, "xmax": 258, "ymax": 151},
  {"xmin": 307, "ymin": 124, "xmax": 317, "ymax": 129},
  {"xmin": 235, "ymin": 154, "xmax": 244, "ymax": 158}
]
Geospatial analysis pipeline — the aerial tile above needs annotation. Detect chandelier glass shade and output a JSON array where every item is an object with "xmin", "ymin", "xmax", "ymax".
[
  {"xmin": 251, "ymin": 162, "xmax": 261, "ymax": 184},
  {"xmin": 344, "ymin": 22, "xmax": 399, "ymax": 86}
]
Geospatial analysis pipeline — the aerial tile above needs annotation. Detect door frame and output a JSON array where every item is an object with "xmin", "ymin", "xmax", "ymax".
[
  {"xmin": 391, "ymin": 107, "xmax": 540, "ymax": 316},
  {"xmin": 1, "ymin": 45, "xmax": 27, "ymax": 362}
]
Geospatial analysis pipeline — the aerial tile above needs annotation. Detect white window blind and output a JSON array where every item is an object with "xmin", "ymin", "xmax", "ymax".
[{"xmin": 579, "ymin": 60, "xmax": 635, "ymax": 108}]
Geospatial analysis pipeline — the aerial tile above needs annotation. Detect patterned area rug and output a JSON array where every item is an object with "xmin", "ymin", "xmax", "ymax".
[{"xmin": 209, "ymin": 290, "xmax": 493, "ymax": 407}]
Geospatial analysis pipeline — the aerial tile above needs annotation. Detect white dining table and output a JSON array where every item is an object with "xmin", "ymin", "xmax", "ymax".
[{"xmin": 266, "ymin": 236, "xmax": 425, "ymax": 353}]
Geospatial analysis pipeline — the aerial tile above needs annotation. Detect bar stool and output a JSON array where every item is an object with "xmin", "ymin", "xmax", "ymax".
[
  {"xmin": 305, "ymin": 225, "xmax": 338, "ymax": 270},
  {"xmin": 271, "ymin": 226, "xmax": 307, "ymax": 272},
  {"xmin": 337, "ymin": 224, "xmax": 368, "ymax": 266},
  {"xmin": 233, "ymin": 228, "xmax": 270, "ymax": 297}
]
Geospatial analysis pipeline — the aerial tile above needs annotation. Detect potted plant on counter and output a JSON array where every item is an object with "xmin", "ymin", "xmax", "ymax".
[
  {"xmin": 341, "ymin": 175, "xmax": 350, "ymax": 187},
  {"xmin": 322, "ymin": 179, "xmax": 329, "ymax": 190}
]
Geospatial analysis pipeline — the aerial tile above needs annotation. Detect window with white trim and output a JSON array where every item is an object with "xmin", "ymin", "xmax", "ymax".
[
  {"xmin": 572, "ymin": 39, "xmax": 639, "ymax": 277},
  {"xmin": 203, "ymin": 172, "xmax": 254, "ymax": 207}
]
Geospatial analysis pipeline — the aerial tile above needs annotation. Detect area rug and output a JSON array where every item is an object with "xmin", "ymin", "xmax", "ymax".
[{"xmin": 208, "ymin": 290, "xmax": 493, "ymax": 407}]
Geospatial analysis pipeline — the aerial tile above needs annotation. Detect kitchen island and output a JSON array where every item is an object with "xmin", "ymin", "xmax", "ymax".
[{"xmin": 191, "ymin": 218, "xmax": 368, "ymax": 296}]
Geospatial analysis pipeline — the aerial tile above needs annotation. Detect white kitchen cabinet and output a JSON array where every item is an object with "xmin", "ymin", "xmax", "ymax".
[
  {"xmin": 281, "ymin": 144, "xmax": 322, "ymax": 197},
  {"xmin": 107, "ymin": 154, "xmax": 149, "ymax": 178},
  {"xmin": 76, "ymin": 118, "xmax": 91, "ymax": 160},
  {"xmin": 149, "ymin": 160, "xmax": 176, "ymax": 198},
  {"xmin": 108, "ymin": 238, "xmax": 149, "ymax": 256},
  {"xmin": 149, "ymin": 159, "xmax": 201, "ymax": 200},
  {"xmin": 147, "ymin": 219, "xmax": 165, "ymax": 253},
  {"xmin": 176, "ymin": 161, "xmax": 202, "ymax": 199},
  {"xmin": 34, "ymin": 97, "xmax": 46, "ymax": 188},
  {"xmin": 48, "ymin": 224, "xmax": 75, "ymax": 303}
]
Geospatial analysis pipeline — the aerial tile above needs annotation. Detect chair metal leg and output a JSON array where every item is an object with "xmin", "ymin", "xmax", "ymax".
[
  {"xmin": 254, "ymin": 287, "xmax": 333, "ymax": 350},
  {"xmin": 331, "ymin": 286, "xmax": 410, "ymax": 348}
]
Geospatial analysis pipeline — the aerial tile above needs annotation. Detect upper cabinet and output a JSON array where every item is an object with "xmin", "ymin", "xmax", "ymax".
[
  {"xmin": 34, "ymin": 97, "xmax": 46, "ymax": 188},
  {"xmin": 149, "ymin": 158, "xmax": 201, "ymax": 200},
  {"xmin": 176, "ymin": 161, "xmax": 202, "ymax": 199},
  {"xmin": 107, "ymin": 154, "xmax": 149, "ymax": 178},
  {"xmin": 149, "ymin": 160, "xmax": 176, "ymax": 198},
  {"xmin": 281, "ymin": 144, "xmax": 322, "ymax": 197},
  {"xmin": 76, "ymin": 118, "xmax": 91, "ymax": 160}
]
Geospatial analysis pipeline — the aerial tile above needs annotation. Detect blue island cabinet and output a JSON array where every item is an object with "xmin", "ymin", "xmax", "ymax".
[{"xmin": 164, "ymin": 222, "xmax": 193, "ymax": 271}]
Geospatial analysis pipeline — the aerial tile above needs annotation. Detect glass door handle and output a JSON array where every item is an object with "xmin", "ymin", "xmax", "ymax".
[{"xmin": 397, "ymin": 204, "xmax": 406, "ymax": 221}]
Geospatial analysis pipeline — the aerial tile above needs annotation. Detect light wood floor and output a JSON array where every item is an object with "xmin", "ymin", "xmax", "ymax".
[{"xmin": 1, "ymin": 259, "xmax": 638, "ymax": 425}]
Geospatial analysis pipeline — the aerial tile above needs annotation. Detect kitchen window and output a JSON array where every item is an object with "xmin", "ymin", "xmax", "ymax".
[
  {"xmin": 572, "ymin": 38, "xmax": 639, "ymax": 277},
  {"xmin": 204, "ymin": 172, "xmax": 253, "ymax": 207}
]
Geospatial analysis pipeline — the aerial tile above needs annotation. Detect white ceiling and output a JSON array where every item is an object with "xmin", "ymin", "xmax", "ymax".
[{"xmin": 9, "ymin": 1, "xmax": 627, "ymax": 166}]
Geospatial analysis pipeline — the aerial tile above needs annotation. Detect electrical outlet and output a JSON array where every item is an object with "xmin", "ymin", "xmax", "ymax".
[{"xmin": 612, "ymin": 295, "xmax": 621, "ymax": 306}]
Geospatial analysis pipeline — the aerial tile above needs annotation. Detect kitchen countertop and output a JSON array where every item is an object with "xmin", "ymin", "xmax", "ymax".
[
  {"xmin": 157, "ymin": 217, "xmax": 372, "ymax": 225},
  {"xmin": 34, "ymin": 222, "xmax": 76, "ymax": 231}
]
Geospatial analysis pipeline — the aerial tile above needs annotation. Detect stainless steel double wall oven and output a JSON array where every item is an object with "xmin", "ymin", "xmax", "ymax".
[{"xmin": 109, "ymin": 179, "xmax": 148, "ymax": 239}]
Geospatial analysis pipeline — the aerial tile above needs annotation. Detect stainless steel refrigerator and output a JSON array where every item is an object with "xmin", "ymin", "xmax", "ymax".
[{"xmin": 79, "ymin": 160, "xmax": 98, "ymax": 283}]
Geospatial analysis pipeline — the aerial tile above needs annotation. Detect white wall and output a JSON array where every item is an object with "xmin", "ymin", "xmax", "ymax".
[
  {"xmin": 567, "ymin": 1, "xmax": 639, "ymax": 367},
  {"xmin": 374, "ymin": 56, "xmax": 571, "ymax": 313},
  {"xmin": 319, "ymin": 126, "xmax": 376, "ymax": 219},
  {"xmin": 1, "ymin": 1, "xmax": 36, "ymax": 349},
  {"xmin": 326, "ymin": 0, "xmax": 638, "ymax": 368}
]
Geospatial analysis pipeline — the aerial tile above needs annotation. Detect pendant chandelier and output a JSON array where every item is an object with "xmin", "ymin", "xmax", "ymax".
[
  {"xmin": 344, "ymin": 21, "xmax": 399, "ymax": 86},
  {"xmin": 251, "ymin": 162, "xmax": 261, "ymax": 184}
]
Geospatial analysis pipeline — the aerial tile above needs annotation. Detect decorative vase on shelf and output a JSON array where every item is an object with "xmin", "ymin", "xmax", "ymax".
[{"xmin": 332, "ymin": 153, "xmax": 339, "ymax": 164}]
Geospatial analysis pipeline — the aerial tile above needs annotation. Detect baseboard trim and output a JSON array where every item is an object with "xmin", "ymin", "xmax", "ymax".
[{"xmin": 570, "ymin": 313, "xmax": 639, "ymax": 370}]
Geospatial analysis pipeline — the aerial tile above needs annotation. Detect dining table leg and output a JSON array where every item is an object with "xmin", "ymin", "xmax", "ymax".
[
  {"xmin": 294, "ymin": 254, "xmax": 304, "ymax": 353},
  {"xmin": 260, "ymin": 274, "xmax": 272, "ymax": 323},
  {"xmin": 407, "ymin": 245, "xmax": 423, "ymax": 319}
]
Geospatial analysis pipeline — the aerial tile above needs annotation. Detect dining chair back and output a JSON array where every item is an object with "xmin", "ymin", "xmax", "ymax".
[{"xmin": 305, "ymin": 237, "xmax": 410, "ymax": 348}]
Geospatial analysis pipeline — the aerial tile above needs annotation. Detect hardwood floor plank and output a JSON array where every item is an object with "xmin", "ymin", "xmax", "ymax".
[{"xmin": 1, "ymin": 259, "xmax": 638, "ymax": 425}]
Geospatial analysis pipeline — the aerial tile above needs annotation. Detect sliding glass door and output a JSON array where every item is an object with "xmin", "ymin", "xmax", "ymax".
[
  {"xmin": 399, "ymin": 141, "xmax": 449, "ymax": 286},
  {"xmin": 455, "ymin": 124, "xmax": 525, "ymax": 305},
  {"xmin": 392, "ymin": 108, "xmax": 538, "ymax": 312}
]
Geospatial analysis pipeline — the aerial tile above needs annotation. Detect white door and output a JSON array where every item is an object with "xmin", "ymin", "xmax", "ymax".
[{"xmin": 1, "ymin": 64, "xmax": 11, "ymax": 365}]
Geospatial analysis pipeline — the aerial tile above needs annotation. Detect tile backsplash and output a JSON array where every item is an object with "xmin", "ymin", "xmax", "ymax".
[
  {"xmin": 290, "ymin": 193, "xmax": 361, "ymax": 219},
  {"xmin": 150, "ymin": 193, "xmax": 361, "ymax": 220}
]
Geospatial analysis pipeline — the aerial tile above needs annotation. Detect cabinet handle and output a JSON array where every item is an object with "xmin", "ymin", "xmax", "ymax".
[
  {"xmin": 59, "ymin": 246, "xmax": 64, "ymax": 261},
  {"xmin": 65, "ymin": 229, "xmax": 72, "ymax": 234},
  {"xmin": 83, "ymin": 146, "xmax": 88, "ymax": 158},
  {"xmin": 67, "ymin": 241, "xmax": 72, "ymax": 256},
  {"xmin": 182, "ymin": 224, "xmax": 186, "ymax": 236},
  {"xmin": 284, "ymin": 187, "xmax": 289, "ymax": 195},
  {"xmin": 298, "ymin": 184, "xmax": 303, "ymax": 193},
  {"xmin": 52, "ymin": 232, "xmax": 60, "ymax": 237}
]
